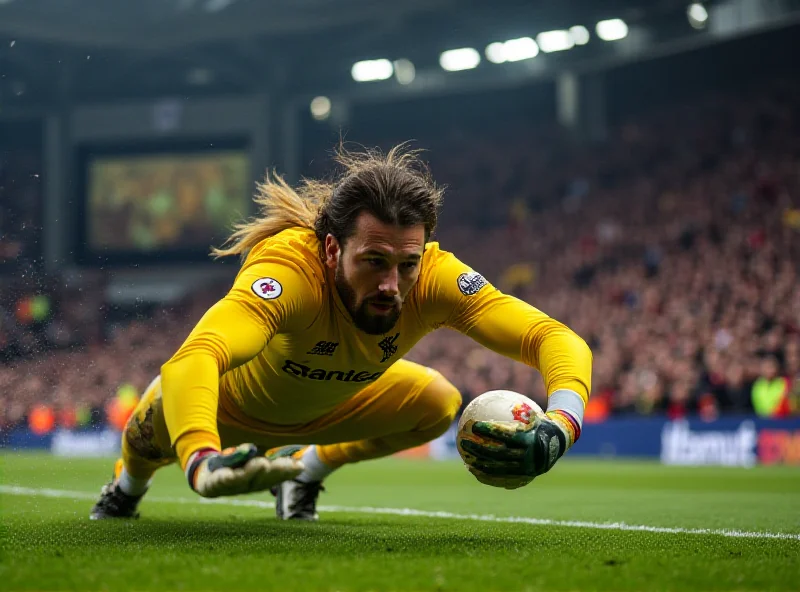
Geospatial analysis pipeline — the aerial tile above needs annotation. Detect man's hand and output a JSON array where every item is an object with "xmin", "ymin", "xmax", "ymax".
[
  {"xmin": 459, "ymin": 410, "xmax": 580, "ymax": 488},
  {"xmin": 186, "ymin": 443, "xmax": 304, "ymax": 498}
]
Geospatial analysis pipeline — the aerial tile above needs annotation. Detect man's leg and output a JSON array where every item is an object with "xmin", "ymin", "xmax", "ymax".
[
  {"xmin": 90, "ymin": 376, "xmax": 177, "ymax": 519},
  {"xmin": 312, "ymin": 363, "xmax": 461, "ymax": 470},
  {"xmin": 119, "ymin": 376, "xmax": 178, "ymax": 487},
  {"xmin": 266, "ymin": 360, "xmax": 462, "ymax": 519}
]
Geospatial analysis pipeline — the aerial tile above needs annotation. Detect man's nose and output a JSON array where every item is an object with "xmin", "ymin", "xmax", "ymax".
[{"xmin": 378, "ymin": 267, "xmax": 400, "ymax": 296}]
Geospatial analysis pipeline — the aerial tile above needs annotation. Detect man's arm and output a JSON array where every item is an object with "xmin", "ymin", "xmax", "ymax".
[
  {"xmin": 419, "ymin": 244, "xmax": 591, "ymax": 405},
  {"xmin": 418, "ymin": 244, "xmax": 591, "ymax": 481},
  {"xmin": 161, "ymin": 257, "xmax": 321, "ymax": 472},
  {"xmin": 453, "ymin": 293, "xmax": 591, "ymax": 420},
  {"xmin": 160, "ymin": 297, "xmax": 271, "ymax": 469}
]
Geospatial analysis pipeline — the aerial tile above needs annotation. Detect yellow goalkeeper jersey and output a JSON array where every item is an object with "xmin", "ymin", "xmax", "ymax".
[{"xmin": 161, "ymin": 227, "xmax": 592, "ymax": 467}]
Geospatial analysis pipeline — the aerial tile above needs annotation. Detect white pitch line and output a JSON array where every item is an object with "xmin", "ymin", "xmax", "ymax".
[{"xmin": 2, "ymin": 484, "xmax": 799, "ymax": 541}]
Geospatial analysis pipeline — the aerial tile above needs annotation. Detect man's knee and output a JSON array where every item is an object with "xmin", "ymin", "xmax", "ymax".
[
  {"xmin": 413, "ymin": 373, "xmax": 462, "ymax": 435},
  {"xmin": 124, "ymin": 390, "xmax": 174, "ymax": 462}
]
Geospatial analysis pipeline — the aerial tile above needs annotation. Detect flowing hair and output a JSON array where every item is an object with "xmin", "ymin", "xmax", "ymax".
[{"xmin": 211, "ymin": 142, "xmax": 444, "ymax": 260}]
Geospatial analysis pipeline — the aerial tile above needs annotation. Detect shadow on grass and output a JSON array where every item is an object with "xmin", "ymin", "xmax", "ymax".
[
  {"xmin": 7, "ymin": 513, "xmax": 796, "ymax": 560},
  {"xmin": 7, "ymin": 515, "xmax": 540, "ymax": 558}
]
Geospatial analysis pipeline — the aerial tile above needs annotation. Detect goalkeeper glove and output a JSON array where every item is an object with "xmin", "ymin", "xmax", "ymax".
[
  {"xmin": 186, "ymin": 443, "xmax": 304, "ymax": 498},
  {"xmin": 459, "ymin": 410, "xmax": 581, "ymax": 484}
]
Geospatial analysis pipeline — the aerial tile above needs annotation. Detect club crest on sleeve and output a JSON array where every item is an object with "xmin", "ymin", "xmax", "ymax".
[
  {"xmin": 251, "ymin": 277, "xmax": 283, "ymax": 300},
  {"xmin": 457, "ymin": 271, "xmax": 487, "ymax": 296}
]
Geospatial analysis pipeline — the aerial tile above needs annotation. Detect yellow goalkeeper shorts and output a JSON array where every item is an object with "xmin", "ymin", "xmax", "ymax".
[{"xmin": 122, "ymin": 359, "xmax": 460, "ymax": 477}]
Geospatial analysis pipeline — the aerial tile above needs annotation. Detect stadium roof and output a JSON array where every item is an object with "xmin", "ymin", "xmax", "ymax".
[
  {"xmin": 0, "ymin": 0, "xmax": 663, "ymax": 50},
  {"xmin": 1, "ymin": 0, "xmax": 799, "ymax": 105}
]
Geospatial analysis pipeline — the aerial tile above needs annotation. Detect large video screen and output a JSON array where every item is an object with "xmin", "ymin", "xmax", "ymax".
[{"xmin": 79, "ymin": 142, "xmax": 251, "ymax": 262}]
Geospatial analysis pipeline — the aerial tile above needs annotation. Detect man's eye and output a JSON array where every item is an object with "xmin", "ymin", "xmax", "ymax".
[
  {"xmin": 367, "ymin": 258, "xmax": 384, "ymax": 267},
  {"xmin": 400, "ymin": 262, "xmax": 418, "ymax": 272}
]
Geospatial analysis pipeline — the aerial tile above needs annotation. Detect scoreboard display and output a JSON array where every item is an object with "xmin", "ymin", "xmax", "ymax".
[{"xmin": 77, "ymin": 140, "xmax": 251, "ymax": 263}]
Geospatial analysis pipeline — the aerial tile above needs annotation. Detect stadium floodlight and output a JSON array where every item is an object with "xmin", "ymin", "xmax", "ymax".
[
  {"xmin": 310, "ymin": 96, "xmax": 332, "ymax": 121},
  {"xmin": 570, "ymin": 25, "xmax": 590, "ymax": 46},
  {"xmin": 393, "ymin": 59, "xmax": 416, "ymax": 85},
  {"xmin": 485, "ymin": 38, "xmax": 539, "ymax": 64},
  {"xmin": 485, "ymin": 42, "xmax": 507, "ymax": 64},
  {"xmin": 503, "ymin": 37, "xmax": 539, "ymax": 62},
  {"xmin": 687, "ymin": 3, "xmax": 709, "ymax": 29},
  {"xmin": 596, "ymin": 19, "xmax": 629, "ymax": 41},
  {"xmin": 351, "ymin": 59, "xmax": 394, "ymax": 82},
  {"xmin": 439, "ymin": 48, "xmax": 481, "ymax": 72},
  {"xmin": 536, "ymin": 30, "xmax": 574, "ymax": 53}
]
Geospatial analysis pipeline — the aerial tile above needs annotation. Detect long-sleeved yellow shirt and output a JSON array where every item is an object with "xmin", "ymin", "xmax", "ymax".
[{"xmin": 161, "ymin": 227, "xmax": 592, "ymax": 468}]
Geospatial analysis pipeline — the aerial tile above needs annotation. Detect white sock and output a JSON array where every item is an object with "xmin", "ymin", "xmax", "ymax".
[
  {"xmin": 296, "ymin": 445, "xmax": 335, "ymax": 483},
  {"xmin": 118, "ymin": 467, "xmax": 151, "ymax": 497}
]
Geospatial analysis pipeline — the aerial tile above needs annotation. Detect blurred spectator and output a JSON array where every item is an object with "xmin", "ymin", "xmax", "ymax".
[{"xmin": 751, "ymin": 356, "xmax": 792, "ymax": 417}]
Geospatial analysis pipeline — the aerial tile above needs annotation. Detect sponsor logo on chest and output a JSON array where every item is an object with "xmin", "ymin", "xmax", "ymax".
[{"xmin": 281, "ymin": 359, "xmax": 384, "ymax": 383}]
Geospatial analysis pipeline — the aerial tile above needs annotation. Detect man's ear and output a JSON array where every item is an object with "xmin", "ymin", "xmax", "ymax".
[{"xmin": 324, "ymin": 234, "xmax": 340, "ymax": 270}]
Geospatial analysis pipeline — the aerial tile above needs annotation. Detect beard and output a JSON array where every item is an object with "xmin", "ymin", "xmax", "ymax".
[{"xmin": 335, "ymin": 262, "xmax": 401, "ymax": 335}]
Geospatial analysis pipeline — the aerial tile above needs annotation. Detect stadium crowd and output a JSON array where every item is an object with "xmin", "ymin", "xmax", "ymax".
[
  {"xmin": 413, "ymin": 81, "xmax": 800, "ymax": 420},
  {"xmin": 1, "ymin": 81, "xmax": 799, "ymax": 433}
]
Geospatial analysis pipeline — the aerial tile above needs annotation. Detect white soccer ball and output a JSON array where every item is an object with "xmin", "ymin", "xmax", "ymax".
[{"xmin": 457, "ymin": 390, "xmax": 544, "ymax": 489}]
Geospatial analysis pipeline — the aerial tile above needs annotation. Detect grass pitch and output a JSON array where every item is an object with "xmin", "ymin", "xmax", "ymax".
[{"xmin": 1, "ymin": 453, "xmax": 798, "ymax": 591}]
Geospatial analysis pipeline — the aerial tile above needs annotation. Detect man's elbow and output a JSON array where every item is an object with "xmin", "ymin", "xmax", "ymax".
[
  {"xmin": 571, "ymin": 329, "xmax": 593, "ymax": 364},
  {"xmin": 545, "ymin": 319, "xmax": 592, "ymax": 355},
  {"xmin": 562, "ymin": 325, "xmax": 593, "ymax": 397}
]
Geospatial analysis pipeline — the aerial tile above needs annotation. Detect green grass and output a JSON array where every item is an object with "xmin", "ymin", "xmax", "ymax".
[{"xmin": 1, "ymin": 453, "xmax": 799, "ymax": 591}]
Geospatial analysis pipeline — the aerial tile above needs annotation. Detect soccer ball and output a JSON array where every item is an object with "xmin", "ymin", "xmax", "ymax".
[{"xmin": 456, "ymin": 390, "xmax": 544, "ymax": 489}]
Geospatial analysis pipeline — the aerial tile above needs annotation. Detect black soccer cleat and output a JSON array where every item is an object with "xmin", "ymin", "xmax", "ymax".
[
  {"xmin": 89, "ymin": 482, "xmax": 143, "ymax": 520},
  {"xmin": 274, "ymin": 479, "xmax": 325, "ymax": 521}
]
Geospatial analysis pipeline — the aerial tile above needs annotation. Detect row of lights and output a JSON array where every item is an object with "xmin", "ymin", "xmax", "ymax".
[
  {"xmin": 351, "ymin": 58, "xmax": 416, "ymax": 84},
  {"xmin": 312, "ymin": 4, "xmax": 709, "ymax": 120},
  {"xmin": 350, "ymin": 18, "xmax": 628, "ymax": 83}
]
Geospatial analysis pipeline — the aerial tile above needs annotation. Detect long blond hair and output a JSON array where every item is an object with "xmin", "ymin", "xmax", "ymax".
[{"xmin": 211, "ymin": 143, "xmax": 443, "ymax": 260}]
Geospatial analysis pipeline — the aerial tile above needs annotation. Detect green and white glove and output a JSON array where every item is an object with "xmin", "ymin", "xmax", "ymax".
[
  {"xmin": 186, "ymin": 444, "xmax": 304, "ymax": 498},
  {"xmin": 459, "ymin": 409, "xmax": 581, "ymax": 484}
]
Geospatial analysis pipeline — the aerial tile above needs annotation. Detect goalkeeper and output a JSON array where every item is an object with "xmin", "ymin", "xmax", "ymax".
[{"xmin": 90, "ymin": 145, "xmax": 592, "ymax": 521}]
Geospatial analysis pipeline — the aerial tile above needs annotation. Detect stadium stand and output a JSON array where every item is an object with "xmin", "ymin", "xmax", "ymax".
[
  {"xmin": 1, "ymin": 81, "xmax": 799, "ymax": 433},
  {"xmin": 414, "ymin": 79, "xmax": 800, "ymax": 420}
]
